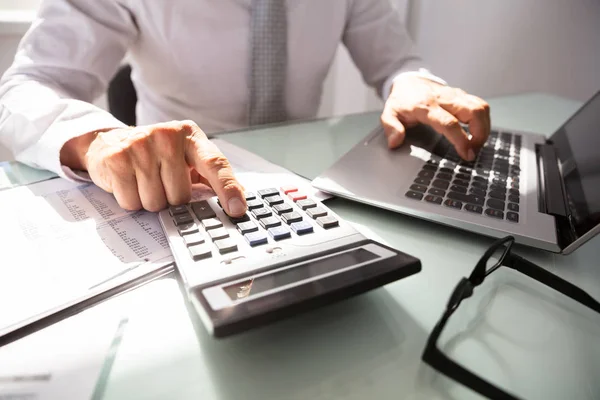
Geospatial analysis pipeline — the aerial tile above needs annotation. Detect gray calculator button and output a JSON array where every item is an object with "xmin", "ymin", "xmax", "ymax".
[
  {"xmin": 183, "ymin": 233, "xmax": 205, "ymax": 247},
  {"xmin": 317, "ymin": 215, "xmax": 339, "ymax": 229},
  {"xmin": 245, "ymin": 192, "xmax": 256, "ymax": 201},
  {"xmin": 306, "ymin": 207, "xmax": 327, "ymax": 219},
  {"xmin": 296, "ymin": 199, "xmax": 317, "ymax": 210},
  {"xmin": 260, "ymin": 216, "xmax": 281, "ymax": 229},
  {"xmin": 244, "ymin": 231, "xmax": 268, "ymax": 247},
  {"xmin": 188, "ymin": 244, "xmax": 212, "ymax": 261},
  {"xmin": 247, "ymin": 199, "xmax": 264, "ymax": 210},
  {"xmin": 173, "ymin": 213, "xmax": 194, "ymax": 226},
  {"xmin": 257, "ymin": 188, "xmax": 279, "ymax": 198},
  {"xmin": 202, "ymin": 218, "xmax": 223, "ymax": 230},
  {"xmin": 169, "ymin": 205, "xmax": 188, "ymax": 216},
  {"xmin": 252, "ymin": 207, "xmax": 273, "ymax": 219},
  {"xmin": 191, "ymin": 201, "xmax": 216, "ymax": 220},
  {"xmin": 215, "ymin": 238, "xmax": 238, "ymax": 254},
  {"xmin": 208, "ymin": 227, "xmax": 229, "ymax": 241},
  {"xmin": 178, "ymin": 223, "xmax": 199, "ymax": 236},
  {"xmin": 273, "ymin": 203, "xmax": 293, "ymax": 215},
  {"xmin": 268, "ymin": 225, "xmax": 291, "ymax": 241},
  {"xmin": 237, "ymin": 221, "xmax": 258, "ymax": 234},
  {"xmin": 282, "ymin": 211, "xmax": 302, "ymax": 224},
  {"xmin": 265, "ymin": 195, "xmax": 284, "ymax": 206}
]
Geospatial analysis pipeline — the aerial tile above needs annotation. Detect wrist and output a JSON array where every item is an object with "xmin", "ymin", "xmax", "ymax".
[{"xmin": 59, "ymin": 131, "xmax": 100, "ymax": 171}]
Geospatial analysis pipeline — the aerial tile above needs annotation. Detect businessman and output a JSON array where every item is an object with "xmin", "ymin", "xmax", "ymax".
[{"xmin": 0, "ymin": 0, "xmax": 490, "ymax": 216}]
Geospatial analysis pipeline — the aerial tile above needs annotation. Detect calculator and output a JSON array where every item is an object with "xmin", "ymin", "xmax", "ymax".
[{"xmin": 158, "ymin": 185, "xmax": 421, "ymax": 337}]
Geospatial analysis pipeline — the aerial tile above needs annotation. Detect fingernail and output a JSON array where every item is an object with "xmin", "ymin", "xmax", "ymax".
[
  {"xmin": 227, "ymin": 197, "xmax": 246, "ymax": 216},
  {"xmin": 467, "ymin": 148, "xmax": 476, "ymax": 161}
]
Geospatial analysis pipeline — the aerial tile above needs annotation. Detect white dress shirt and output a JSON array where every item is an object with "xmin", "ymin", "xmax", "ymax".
[{"xmin": 0, "ymin": 0, "xmax": 442, "ymax": 180}]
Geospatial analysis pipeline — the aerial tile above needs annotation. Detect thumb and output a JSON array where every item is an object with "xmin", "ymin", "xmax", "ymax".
[{"xmin": 381, "ymin": 107, "xmax": 406, "ymax": 149}]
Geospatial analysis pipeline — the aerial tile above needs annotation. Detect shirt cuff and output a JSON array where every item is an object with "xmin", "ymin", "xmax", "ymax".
[{"xmin": 382, "ymin": 68, "xmax": 448, "ymax": 100}]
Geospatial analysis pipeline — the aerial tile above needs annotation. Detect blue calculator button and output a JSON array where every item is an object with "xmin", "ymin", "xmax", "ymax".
[
  {"xmin": 244, "ymin": 231, "xmax": 268, "ymax": 247},
  {"xmin": 268, "ymin": 225, "xmax": 291, "ymax": 241},
  {"xmin": 291, "ymin": 221, "xmax": 313, "ymax": 235}
]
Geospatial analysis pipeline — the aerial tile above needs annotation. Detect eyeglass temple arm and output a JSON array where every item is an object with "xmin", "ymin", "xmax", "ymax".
[{"xmin": 508, "ymin": 254, "xmax": 600, "ymax": 314}]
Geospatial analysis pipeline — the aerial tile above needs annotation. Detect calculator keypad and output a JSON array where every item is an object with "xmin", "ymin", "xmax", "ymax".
[{"xmin": 168, "ymin": 188, "xmax": 339, "ymax": 263}]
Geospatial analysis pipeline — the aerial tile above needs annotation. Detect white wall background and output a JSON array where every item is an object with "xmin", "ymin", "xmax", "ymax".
[{"xmin": 1, "ymin": 0, "xmax": 599, "ymax": 161}]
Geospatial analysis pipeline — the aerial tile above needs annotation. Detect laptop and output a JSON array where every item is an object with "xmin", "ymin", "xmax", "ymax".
[{"xmin": 312, "ymin": 90, "xmax": 600, "ymax": 254}]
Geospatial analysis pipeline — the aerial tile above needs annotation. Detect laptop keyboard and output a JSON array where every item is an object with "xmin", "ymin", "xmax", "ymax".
[{"xmin": 405, "ymin": 130, "xmax": 521, "ymax": 223}]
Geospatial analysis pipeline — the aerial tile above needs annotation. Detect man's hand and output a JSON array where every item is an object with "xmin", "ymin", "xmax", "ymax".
[
  {"xmin": 60, "ymin": 120, "xmax": 247, "ymax": 216},
  {"xmin": 381, "ymin": 75, "xmax": 491, "ymax": 161}
]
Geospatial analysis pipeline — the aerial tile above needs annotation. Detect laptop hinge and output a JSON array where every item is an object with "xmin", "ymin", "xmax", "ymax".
[{"xmin": 536, "ymin": 143, "xmax": 578, "ymax": 249}]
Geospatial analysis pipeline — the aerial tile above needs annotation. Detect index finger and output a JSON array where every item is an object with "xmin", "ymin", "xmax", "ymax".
[
  {"xmin": 438, "ymin": 91, "xmax": 491, "ymax": 150},
  {"xmin": 183, "ymin": 124, "xmax": 247, "ymax": 217}
]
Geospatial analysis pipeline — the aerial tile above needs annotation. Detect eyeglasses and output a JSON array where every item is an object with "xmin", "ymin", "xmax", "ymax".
[{"xmin": 422, "ymin": 236, "xmax": 600, "ymax": 400}]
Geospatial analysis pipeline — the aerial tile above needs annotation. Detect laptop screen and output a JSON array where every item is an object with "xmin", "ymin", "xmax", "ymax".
[{"xmin": 550, "ymin": 91, "xmax": 600, "ymax": 237}]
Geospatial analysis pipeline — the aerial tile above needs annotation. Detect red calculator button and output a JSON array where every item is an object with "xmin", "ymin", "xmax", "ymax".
[
  {"xmin": 288, "ymin": 192, "xmax": 307, "ymax": 202},
  {"xmin": 281, "ymin": 186, "xmax": 298, "ymax": 194}
]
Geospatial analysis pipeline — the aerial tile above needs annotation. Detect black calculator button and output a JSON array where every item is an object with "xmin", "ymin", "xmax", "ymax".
[
  {"xmin": 291, "ymin": 221, "xmax": 313, "ymax": 235},
  {"xmin": 169, "ymin": 205, "xmax": 188, "ymax": 216},
  {"xmin": 307, "ymin": 207, "xmax": 328, "ymax": 219},
  {"xmin": 485, "ymin": 208, "xmax": 504, "ymax": 219},
  {"xmin": 215, "ymin": 238, "xmax": 238, "ymax": 254},
  {"xmin": 268, "ymin": 226, "xmax": 291, "ymax": 241},
  {"xmin": 188, "ymin": 244, "xmax": 212, "ymax": 261},
  {"xmin": 257, "ymin": 188, "xmax": 279, "ymax": 198},
  {"xmin": 237, "ymin": 221, "xmax": 258, "ymax": 235},
  {"xmin": 229, "ymin": 213, "xmax": 250, "ymax": 224},
  {"xmin": 272, "ymin": 203, "xmax": 293, "ymax": 215},
  {"xmin": 202, "ymin": 218, "xmax": 223, "ymax": 230},
  {"xmin": 296, "ymin": 199, "xmax": 317, "ymax": 210},
  {"xmin": 260, "ymin": 216, "xmax": 281, "ymax": 229},
  {"xmin": 173, "ymin": 213, "xmax": 194, "ymax": 226},
  {"xmin": 465, "ymin": 204, "xmax": 483, "ymax": 214},
  {"xmin": 244, "ymin": 231, "xmax": 268, "ymax": 247},
  {"xmin": 246, "ymin": 199, "xmax": 264, "ymax": 210},
  {"xmin": 178, "ymin": 223, "xmax": 199, "ymax": 236},
  {"xmin": 183, "ymin": 233, "xmax": 205, "ymax": 247},
  {"xmin": 443, "ymin": 199, "xmax": 462, "ymax": 210},
  {"xmin": 424, "ymin": 195, "xmax": 443, "ymax": 205},
  {"xmin": 190, "ymin": 201, "xmax": 216, "ymax": 220},
  {"xmin": 405, "ymin": 190, "xmax": 424, "ymax": 201},
  {"xmin": 508, "ymin": 203, "xmax": 519, "ymax": 212},
  {"xmin": 265, "ymin": 195, "xmax": 284, "ymax": 206},
  {"xmin": 507, "ymin": 212, "xmax": 519, "ymax": 223},
  {"xmin": 244, "ymin": 192, "xmax": 256, "ymax": 201},
  {"xmin": 282, "ymin": 211, "xmax": 303, "ymax": 224},
  {"xmin": 252, "ymin": 207, "xmax": 273, "ymax": 219},
  {"xmin": 317, "ymin": 215, "xmax": 339, "ymax": 229},
  {"xmin": 208, "ymin": 227, "xmax": 229, "ymax": 241}
]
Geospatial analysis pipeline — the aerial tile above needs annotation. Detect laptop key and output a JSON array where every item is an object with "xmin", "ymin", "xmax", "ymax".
[
  {"xmin": 436, "ymin": 172, "xmax": 453, "ymax": 181},
  {"xmin": 448, "ymin": 192, "xmax": 485, "ymax": 206},
  {"xmin": 428, "ymin": 188, "xmax": 446, "ymax": 197},
  {"xmin": 414, "ymin": 178, "xmax": 431, "ymax": 186},
  {"xmin": 450, "ymin": 185, "xmax": 467, "ymax": 194},
  {"xmin": 405, "ymin": 190, "xmax": 424, "ymax": 200},
  {"xmin": 484, "ymin": 208, "xmax": 504, "ymax": 219},
  {"xmin": 508, "ymin": 194, "xmax": 520, "ymax": 204},
  {"xmin": 469, "ymin": 187, "xmax": 486, "ymax": 197},
  {"xmin": 418, "ymin": 170, "xmax": 435, "ymax": 179},
  {"xmin": 508, "ymin": 203, "xmax": 519, "ymax": 212},
  {"xmin": 453, "ymin": 179, "xmax": 469, "ymax": 187},
  {"xmin": 507, "ymin": 212, "xmax": 519, "ymax": 223},
  {"xmin": 488, "ymin": 191, "xmax": 506, "ymax": 200},
  {"xmin": 486, "ymin": 199, "xmax": 505, "ymax": 210},
  {"xmin": 456, "ymin": 173, "xmax": 471, "ymax": 181},
  {"xmin": 459, "ymin": 167, "xmax": 473, "ymax": 174},
  {"xmin": 424, "ymin": 195, "xmax": 443, "ymax": 205},
  {"xmin": 431, "ymin": 180, "xmax": 450, "ymax": 190},
  {"xmin": 471, "ymin": 181, "xmax": 488, "ymax": 190},
  {"xmin": 439, "ymin": 167, "xmax": 454, "ymax": 174},
  {"xmin": 410, "ymin": 184, "xmax": 428, "ymax": 193},
  {"xmin": 444, "ymin": 199, "xmax": 463, "ymax": 210},
  {"xmin": 422, "ymin": 164, "xmax": 438, "ymax": 172},
  {"xmin": 465, "ymin": 204, "xmax": 483, "ymax": 214}
]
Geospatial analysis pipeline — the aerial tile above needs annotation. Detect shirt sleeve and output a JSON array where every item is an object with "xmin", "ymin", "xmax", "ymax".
[
  {"xmin": 343, "ymin": 0, "xmax": 446, "ymax": 100},
  {"xmin": 0, "ymin": 0, "xmax": 137, "ymax": 180}
]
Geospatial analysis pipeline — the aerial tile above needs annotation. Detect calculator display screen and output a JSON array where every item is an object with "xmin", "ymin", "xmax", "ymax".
[{"xmin": 222, "ymin": 248, "xmax": 378, "ymax": 301}]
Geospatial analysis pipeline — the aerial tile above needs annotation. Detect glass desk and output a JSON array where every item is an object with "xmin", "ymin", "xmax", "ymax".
[{"xmin": 2, "ymin": 93, "xmax": 599, "ymax": 400}]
